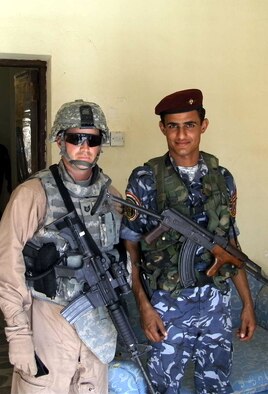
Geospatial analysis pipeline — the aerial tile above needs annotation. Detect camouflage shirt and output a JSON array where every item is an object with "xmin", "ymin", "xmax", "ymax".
[
  {"xmin": 121, "ymin": 153, "xmax": 239, "ymax": 241},
  {"xmin": 120, "ymin": 152, "xmax": 239, "ymax": 292}
]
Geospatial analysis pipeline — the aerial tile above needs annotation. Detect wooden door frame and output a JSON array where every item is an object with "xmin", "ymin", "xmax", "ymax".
[{"xmin": 0, "ymin": 59, "xmax": 47, "ymax": 170}]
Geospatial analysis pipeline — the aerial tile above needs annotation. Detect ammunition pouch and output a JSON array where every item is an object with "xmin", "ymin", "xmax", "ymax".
[
  {"xmin": 212, "ymin": 263, "xmax": 237, "ymax": 294},
  {"xmin": 24, "ymin": 242, "xmax": 59, "ymax": 298},
  {"xmin": 141, "ymin": 237, "xmax": 236, "ymax": 296}
]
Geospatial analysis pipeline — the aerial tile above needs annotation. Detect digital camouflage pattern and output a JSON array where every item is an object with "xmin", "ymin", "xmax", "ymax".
[
  {"xmin": 148, "ymin": 285, "xmax": 233, "ymax": 394},
  {"xmin": 28, "ymin": 160, "xmax": 121, "ymax": 305},
  {"xmin": 74, "ymin": 306, "xmax": 117, "ymax": 364},
  {"xmin": 50, "ymin": 99, "xmax": 109, "ymax": 142},
  {"xmin": 26, "ymin": 161, "xmax": 122, "ymax": 363}
]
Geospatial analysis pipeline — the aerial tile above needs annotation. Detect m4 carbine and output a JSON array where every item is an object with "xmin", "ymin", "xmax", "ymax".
[{"xmin": 48, "ymin": 210, "xmax": 158, "ymax": 394}]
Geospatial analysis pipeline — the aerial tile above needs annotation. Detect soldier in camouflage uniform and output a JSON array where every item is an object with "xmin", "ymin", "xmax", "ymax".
[
  {"xmin": 121, "ymin": 89, "xmax": 256, "ymax": 393},
  {"xmin": 0, "ymin": 99, "xmax": 123, "ymax": 394}
]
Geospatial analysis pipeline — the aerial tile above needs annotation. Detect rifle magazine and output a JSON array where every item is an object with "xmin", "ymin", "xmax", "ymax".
[
  {"xmin": 178, "ymin": 239, "xmax": 198, "ymax": 288},
  {"xmin": 61, "ymin": 294, "xmax": 93, "ymax": 324}
]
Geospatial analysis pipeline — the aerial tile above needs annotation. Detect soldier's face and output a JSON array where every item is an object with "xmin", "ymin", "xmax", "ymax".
[
  {"xmin": 59, "ymin": 127, "xmax": 102, "ymax": 166},
  {"xmin": 160, "ymin": 110, "xmax": 208, "ymax": 166}
]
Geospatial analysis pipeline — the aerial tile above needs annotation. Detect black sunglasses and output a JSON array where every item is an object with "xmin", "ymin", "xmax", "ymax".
[{"xmin": 64, "ymin": 133, "xmax": 102, "ymax": 147}]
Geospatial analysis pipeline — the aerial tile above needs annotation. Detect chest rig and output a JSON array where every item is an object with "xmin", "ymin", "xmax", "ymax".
[
  {"xmin": 25, "ymin": 161, "xmax": 121, "ymax": 305},
  {"xmin": 140, "ymin": 152, "xmax": 231, "ymax": 293}
]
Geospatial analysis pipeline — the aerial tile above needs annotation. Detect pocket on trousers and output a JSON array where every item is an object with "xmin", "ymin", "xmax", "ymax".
[{"xmin": 12, "ymin": 370, "xmax": 49, "ymax": 394}]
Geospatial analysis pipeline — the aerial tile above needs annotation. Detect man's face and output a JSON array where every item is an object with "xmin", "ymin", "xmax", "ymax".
[
  {"xmin": 160, "ymin": 110, "xmax": 209, "ymax": 166},
  {"xmin": 57, "ymin": 127, "xmax": 102, "ymax": 170}
]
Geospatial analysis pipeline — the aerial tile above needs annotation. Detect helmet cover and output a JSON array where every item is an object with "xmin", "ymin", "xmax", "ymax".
[{"xmin": 50, "ymin": 99, "xmax": 109, "ymax": 142}]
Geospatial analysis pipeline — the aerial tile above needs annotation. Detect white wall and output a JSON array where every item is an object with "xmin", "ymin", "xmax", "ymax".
[{"xmin": 1, "ymin": 0, "xmax": 268, "ymax": 272}]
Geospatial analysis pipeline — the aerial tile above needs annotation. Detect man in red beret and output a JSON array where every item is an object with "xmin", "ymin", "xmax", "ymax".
[{"xmin": 121, "ymin": 89, "xmax": 256, "ymax": 393}]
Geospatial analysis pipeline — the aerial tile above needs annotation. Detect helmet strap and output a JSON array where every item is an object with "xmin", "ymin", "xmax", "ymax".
[
  {"xmin": 59, "ymin": 135, "xmax": 100, "ymax": 170},
  {"xmin": 69, "ymin": 159, "xmax": 96, "ymax": 169}
]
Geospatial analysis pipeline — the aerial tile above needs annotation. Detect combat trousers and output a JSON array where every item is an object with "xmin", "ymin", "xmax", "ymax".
[
  {"xmin": 148, "ymin": 285, "xmax": 233, "ymax": 394},
  {"xmin": 11, "ymin": 298, "xmax": 108, "ymax": 394}
]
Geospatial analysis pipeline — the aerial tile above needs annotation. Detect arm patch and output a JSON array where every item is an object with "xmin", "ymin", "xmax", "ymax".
[{"xmin": 125, "ymin": 192, "xmax": 141, "ymax": 221}]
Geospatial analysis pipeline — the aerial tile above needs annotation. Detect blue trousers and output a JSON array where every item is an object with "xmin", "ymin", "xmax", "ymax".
[{"xmin": 148, "ymin": 285, "xmax": 233, "ymax": 394}]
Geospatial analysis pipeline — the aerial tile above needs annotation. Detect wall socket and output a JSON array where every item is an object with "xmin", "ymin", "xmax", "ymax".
[{"xmin": 110, "ymin": 131, "xmax": 125, "ymax": 146}]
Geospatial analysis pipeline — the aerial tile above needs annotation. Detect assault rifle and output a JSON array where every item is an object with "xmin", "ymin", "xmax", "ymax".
[
  {"xmin": 93, "ymin": 187, "xmax": 268, "ymax": 287},
  {"xmin": 47, "ymin": 210, "xmax": 158, "ymax": 394}
]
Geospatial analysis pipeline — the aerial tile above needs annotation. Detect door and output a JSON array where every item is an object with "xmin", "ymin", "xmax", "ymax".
[
  {"xmin": 0, "ymin": 59, "xmax": 47, "ymax": 217},
  {"xmin": 15, "ymin": 70, "xmax": 40, "ymax": 182}
]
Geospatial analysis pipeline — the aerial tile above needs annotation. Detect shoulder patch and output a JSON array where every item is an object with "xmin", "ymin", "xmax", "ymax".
[
  {"xmin": 229, "ymin": 190, "xmax": 237, "ymax": 218},
  {"xmin": 125, "ymin": 192, "xmax": 141, "ymax": 221}
]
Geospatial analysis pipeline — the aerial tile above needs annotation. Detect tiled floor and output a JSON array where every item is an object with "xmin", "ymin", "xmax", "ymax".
[{"xmin": 0, "ymin": 312, "xmax": 12, "ymax": 394}]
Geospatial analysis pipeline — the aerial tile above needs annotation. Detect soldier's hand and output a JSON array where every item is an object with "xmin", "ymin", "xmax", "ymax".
[
  {"xmin": 237, "ymin": 303, "xmax": 256, "ymax": 341},
  {"xmin": 5, "ymin": 325, "xmax": 37, "ymax": 376},
  {"xmin": 140, "ymin": 305, "xmax": 167, "ymax": 342}
]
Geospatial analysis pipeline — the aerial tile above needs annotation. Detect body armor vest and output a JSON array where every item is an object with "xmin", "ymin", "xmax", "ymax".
[
  {"xmin": 26, "ymin": 161, "xmax": 122, "ymax": 305},
  {"xmin": 140, "ymin": 151, "xmax": 231, "ymax": 293}
]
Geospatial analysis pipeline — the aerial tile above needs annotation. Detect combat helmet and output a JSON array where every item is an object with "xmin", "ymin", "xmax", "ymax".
[{"xmin": 50, "ymin": 99, "xmax": 109, "ymax": 143}]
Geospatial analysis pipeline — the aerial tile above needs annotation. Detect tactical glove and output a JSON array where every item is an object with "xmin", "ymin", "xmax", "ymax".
[{"xmin": 5, "ymin": 325, "xmax": 37, "ymax": 376}]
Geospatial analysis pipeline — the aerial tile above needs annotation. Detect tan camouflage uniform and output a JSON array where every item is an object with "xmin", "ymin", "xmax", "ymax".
[{"xmin": 0, "ymin": 100, "xmax": 121, "ymax": 394}]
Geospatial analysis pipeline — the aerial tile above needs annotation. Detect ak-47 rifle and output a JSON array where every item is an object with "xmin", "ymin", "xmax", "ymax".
[{"xmin": 93, "ymin": 187, "xmax": 268, "ymax": 287}]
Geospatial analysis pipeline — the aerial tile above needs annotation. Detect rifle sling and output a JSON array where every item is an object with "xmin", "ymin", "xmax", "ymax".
[
  {"xmin": 49, "ymin": 164, "xmax": 76, "ymax": 213},
  {"xmin": 49, "ymin": 164, "xmax": 101, "ymax": 256}
]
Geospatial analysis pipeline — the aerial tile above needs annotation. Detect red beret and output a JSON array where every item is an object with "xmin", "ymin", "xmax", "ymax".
[{"xmin": 155, "ymin": 89, "xmax": 203, "ymax": 115}]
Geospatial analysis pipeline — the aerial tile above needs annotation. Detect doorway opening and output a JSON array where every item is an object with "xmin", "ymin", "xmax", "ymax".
[{"xmin": 0, "ymin": 59, "xmax": 47, "ymax": 217}]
